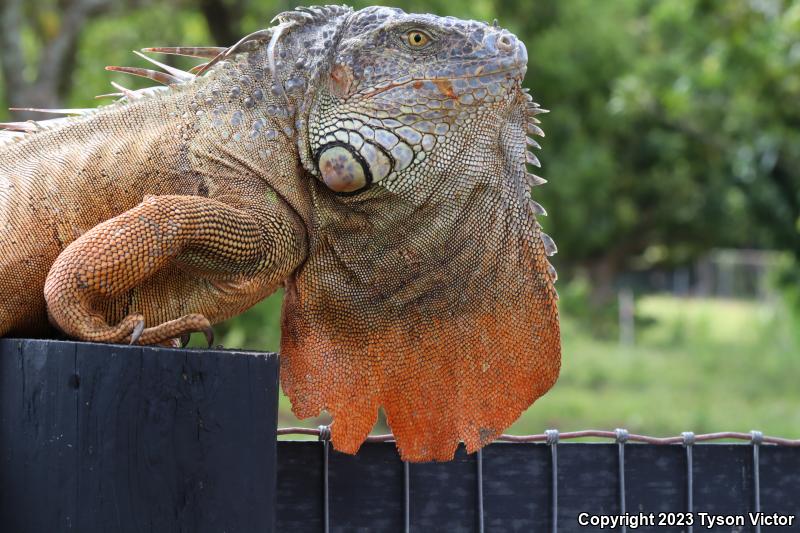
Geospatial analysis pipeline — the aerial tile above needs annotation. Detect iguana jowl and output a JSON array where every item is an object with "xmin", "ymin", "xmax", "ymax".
[{"xmin": 0, "ymin": 5, "xmax": 560, "ymax": 461}]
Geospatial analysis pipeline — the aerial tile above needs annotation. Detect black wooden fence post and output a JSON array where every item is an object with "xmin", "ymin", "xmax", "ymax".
[{"xmin": 0, "ymin": 338, "xmax": 278, "ymax": 533}]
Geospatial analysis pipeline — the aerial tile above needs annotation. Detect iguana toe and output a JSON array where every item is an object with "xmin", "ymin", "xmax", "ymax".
[
  {"xmin": 129, "ymin": 318, "xmax": 146, "ymax": 345},
  {"xmin": 133, "ymin": 314, "xmax": 213, "ymax": 346},
  {"xmin": 203, "ymin": 327, "xmax": 215, "ymax": 348}
]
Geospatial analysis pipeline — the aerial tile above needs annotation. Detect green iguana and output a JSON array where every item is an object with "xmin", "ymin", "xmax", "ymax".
[{"xmin": 0, "ymin": 5, "xmax": 560, "ymax": 462}]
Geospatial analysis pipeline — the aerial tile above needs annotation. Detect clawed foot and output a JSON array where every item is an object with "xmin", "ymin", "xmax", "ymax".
[
  {"xmin": 121, "ymin": 313, "xmax": 214, "ymax": 347},
  {"xmin": 176, "ymin": 328, "xmax": 215, "ymax": 348}
]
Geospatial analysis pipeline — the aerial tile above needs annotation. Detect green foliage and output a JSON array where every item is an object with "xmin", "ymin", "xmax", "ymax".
[
  {"xmin": 555, "ymin": 275, "xmax": 620, "ymax": 339},
  {"xmin": 214, "ymin": 291, "xmax": 284, "ymax": 351},
  {"xmin": 69, "ymin": 5, "xmax": 213, "ymax": 108},
  {"xmin": 768, "ymin": 253, "xmax": 800, "ymax": 343},
  {"xmin": 2, "ymin": 0, "xmax": 794, "ymax": 273},
  {"xmin": 1, "ymin": 0, "xmax": 796, "ymax": 435},
  {"xmin": 501, "ymin": 1, "xmax": 774, "ymax": 272},
  {"xmin": 512, "ymin": 295, "xmax": 800, "ymax": 437}
]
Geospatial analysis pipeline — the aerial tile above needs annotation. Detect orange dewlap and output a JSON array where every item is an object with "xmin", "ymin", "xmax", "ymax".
[{"xmin": 280, "ymin": 237, "xmax": 561, "ymax": 462}]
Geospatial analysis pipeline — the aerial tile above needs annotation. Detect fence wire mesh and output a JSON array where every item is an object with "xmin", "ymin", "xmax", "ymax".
[
  {"xmin": 278, "ymin": 427, "xmax": 800, "ymax": 446},
  {"xmin": 277, "ymin": 427, "xmax": 796, "ymax": 533}
]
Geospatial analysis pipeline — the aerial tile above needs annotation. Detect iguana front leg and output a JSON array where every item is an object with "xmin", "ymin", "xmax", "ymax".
[{"xmin": 43, "ymin": 194, "xmax": 305, "ymax": 345}]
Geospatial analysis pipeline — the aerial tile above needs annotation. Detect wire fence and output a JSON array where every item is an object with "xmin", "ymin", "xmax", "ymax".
[
  {"xmin": 277, "ymin": 427, "xmax": 799, "ymax": 533},
  {"xmin": 277, "ymin": 427, "xmax": 800, "ymax": 446}
]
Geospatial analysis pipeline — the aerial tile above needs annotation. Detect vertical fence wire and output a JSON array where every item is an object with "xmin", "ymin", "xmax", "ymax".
[
  {"xmin": 283, "ymin": 426, "xmax": 785, "ymax": 532},
  {"xmin": 477, "ymin": 449, "xmax": 485, "ymax": 533},
  {"xmin": 404, "ymin": 461, "xmax": 411, "ymax": 533},
  {"xmin": 319, "ymin": 425, "xmax": 331, "ymax": 533},
  {"xmin": 751, "ymin": 430, "xmax": 763, "ymax": 533},
  {"xmin": 616, "ymin": 429, "xmax": 628, "ymax": 533},
  {"xmin": 545, "ymin": 429, "xmax": 559, "ymax": 533},
  {"xmin": 682, "ymin": 432, "xmax": 694, "ymax": 533}
]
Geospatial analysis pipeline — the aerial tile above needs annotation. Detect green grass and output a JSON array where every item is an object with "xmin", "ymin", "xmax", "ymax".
[
  {"xmin": 508, "ymin": 295, "xmax": 800, "ymax": 438},
  {"xmin": 219, "ymin": 293, "xmax": 800, "ymax": 439}
]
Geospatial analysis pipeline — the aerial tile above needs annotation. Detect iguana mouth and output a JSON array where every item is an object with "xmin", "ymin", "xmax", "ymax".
[{"xmin": 360, "ymin": 67, "xmax": 525, "ymax": 99}]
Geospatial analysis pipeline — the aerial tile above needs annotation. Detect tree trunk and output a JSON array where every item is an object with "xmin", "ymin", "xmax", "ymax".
[
  {"xmin": 0, "ymin": 0, "xmax": 114, "ymax": 118},
  {"xmin": 584, "ymin": 252, "xmax": 622, "ymax": 308},
  {"xmin": 198, "ymin": 0, "xmax": 246, "ymax": 46}
]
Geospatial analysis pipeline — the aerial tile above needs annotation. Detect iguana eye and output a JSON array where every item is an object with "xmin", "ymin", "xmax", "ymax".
[{"xmin": 406, "ymin": 30, "xmax": 431, "ymax": 48}]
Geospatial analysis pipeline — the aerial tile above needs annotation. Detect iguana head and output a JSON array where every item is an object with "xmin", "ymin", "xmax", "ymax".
[
  {"xmin": 274, "ymin": 6, "xmax": 561, "ymax": 461},
  {"xmin": 302, "ymin": 6, "xmax": 529, "ymax": 196}
]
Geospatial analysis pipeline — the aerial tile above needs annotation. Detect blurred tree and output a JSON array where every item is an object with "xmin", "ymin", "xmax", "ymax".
[
  {"xmin": 197, "ymin": 0, "xmax": 247, "ymax": 44},
  {"xmin": 495, "ymin": 0, "xmax": 797, "ymax": 305},
  {"xmin": 0, "ymin": 0, "xmax": 796, "ymax": 315},
  {"xmin": 604, "ymin": 0, "xmax": 800, "ymax": 301},
  {"xmin": 676, "ymin": 0, "xmax": 800, "ymax": 258},
  {"xmin": 0, "ymin": 0, "xmax": 120, "ymax": 115}
]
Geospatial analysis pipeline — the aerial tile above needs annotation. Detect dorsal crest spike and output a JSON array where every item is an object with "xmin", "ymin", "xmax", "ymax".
[
  {"xmin": 106, "ymin": 65, "xmax": 180, "ymax": 86},
  {"xmin": 528, "ymin": 105, "xmax": 549, "ymax": 116},
  {"xmin": 526, "ymin": 136, "xmax": 542, "ymax": 150},
  {"xmin": 10, "ymin": 107, "xmax": 92, "ymax": 116},
  {"xmin": 95, "ymin": 92, "xmax": 123, "ymax": 100},
  {"xmin": 267, "ymin": 23, "xmax": 293, "ymax": 105},
  {"xmin": 547, "ymin": 261, "xmax": 558, "ymax": 282},
  {"xmin": 526, "ymin": 151, "xmax": 541, "ymax": 168},
  {"xmin": 194, "ymin": 28, "xmax": 273, "ymax": 77},
  {"xmin": 527, "ymin": 123, "xmax": 545, "ymax": 137},
  {"xmin": 141, "ymin": 47, "xmax": 225, "ymax": 60},
  {"xmin": 132, "ymin": 50, "xmax": 193, "ymax": 82},
  {"xmin": 0, "ymin": 121, "xmax": 38, "ymax": 133},
  {"xmin": 110, "ymin": 81, "xmax": 142, "ymax": 100},
  {"xmin": 529, "ymin": 199, "xmax": 548, "ymax": 216},
  {"xmin": 540, "ymin": 232, "xmax": 558, "ymax": 256},
  {"xmin": 273, "ymin": 4, "xmax": 352, "ymax": 25},
  {"xmin": 276, "ymin": 10, "xmax": 314, "ymax": 24},
  {"xmin": 525, "ymin": 172, "xmax": 548, "ymax": 186}
]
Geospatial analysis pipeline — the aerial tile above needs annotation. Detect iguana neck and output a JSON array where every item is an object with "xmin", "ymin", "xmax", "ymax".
[{"xmin": 182, "ymin": 15, "xmax": 351, "ymax": 227}]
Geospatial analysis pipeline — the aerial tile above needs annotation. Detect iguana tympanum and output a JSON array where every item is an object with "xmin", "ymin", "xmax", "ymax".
[{"xmin": 0, "ymin": 5, "xmax": 560, "ymax": 461}]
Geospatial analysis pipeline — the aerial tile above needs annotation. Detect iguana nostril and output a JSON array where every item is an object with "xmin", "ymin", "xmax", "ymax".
[{"xmin": 497, "ymin": 33, "xmax": 514, "ymax": 52}]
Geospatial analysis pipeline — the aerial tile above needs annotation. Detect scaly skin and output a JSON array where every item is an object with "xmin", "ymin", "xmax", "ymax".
[
  {"xmin": 0, "ymin": 5, "xmax": 560, "ymax": 461},
  {"xmin": 0, "ymin": 57, "xmax": 308, "ymax": 345}
]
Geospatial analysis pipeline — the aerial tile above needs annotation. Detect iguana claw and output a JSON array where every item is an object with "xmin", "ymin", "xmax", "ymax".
[
  {"xmin": 203, "ymin": 327, "xmax": 214, "ymax": 348},
  {"xmin": 177, "ymin": 328, "xmax": 212, "ymax": 348},
  {"xmin": 129, "ymin": 319, "xmax": 146, "ymax": 345}
]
